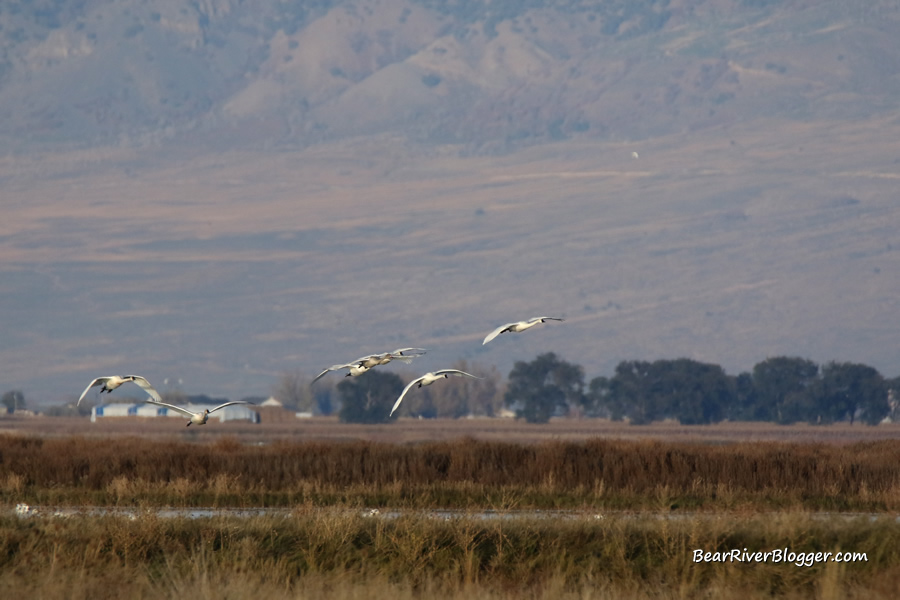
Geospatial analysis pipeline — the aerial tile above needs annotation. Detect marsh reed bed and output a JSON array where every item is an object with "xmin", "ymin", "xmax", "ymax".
[
  {"xmin": 2, "ymin": 510, "xmax": 899, "ymax": 599},
  {"xmin": 2, "ymin": 435, "xmax": 900, "ymax": 511},
  {"xmin": 4, "ymin": 435, "xmax": 900, "ymax": 598}
]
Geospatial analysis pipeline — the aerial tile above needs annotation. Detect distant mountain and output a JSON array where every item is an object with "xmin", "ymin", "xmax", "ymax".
[{"xmin": 2, "ymin": 0, "xmax": 899, "ymax": 153}]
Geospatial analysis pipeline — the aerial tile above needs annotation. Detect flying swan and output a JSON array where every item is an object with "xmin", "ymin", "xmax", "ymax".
[
  {"xmin": 77, "ymin": 375, "xmax": 163, "ymax": 406},
  {"xmin": 147, "ymin": 400, "xmax": 253, "ymax": 427},
  {"xmin": 390, "ymin": 369, "xmax": 481, "ymax": 416},
  {"xmin": 312, "ymin": 348, "xmax": 426, "ymax": 383},
  {"xmin": 364, "ymin": 347, "xmax": 427, "ymax": 367},
  {"xmin": 482, "ymin": 317, "xmax": 564, "ymax": 345},
  {"xmin": 312, "ymin": 361, "xmax": 372, "ymax": 383}
]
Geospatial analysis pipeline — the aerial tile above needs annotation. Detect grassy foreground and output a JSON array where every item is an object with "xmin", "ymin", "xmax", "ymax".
[
  {"xmin": 2, "ymin": 510, "xmax": 899, "ymax": 599},
  {"xmin": 3, "ymin": 435, "xmax": 900, "ymax": 511},
  {"xmin": 3, "ymin": 434, "xmax": 900, "ymax": 597}
]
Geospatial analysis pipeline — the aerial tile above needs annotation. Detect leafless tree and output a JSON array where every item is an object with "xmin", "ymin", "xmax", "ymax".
[
  {"xmin": 419, "ymin": 360, "xmax": 504, "ymax": 418},
  {"xmin": 275, "ymin": 369, "xmax": 314, "ymax": 412}
]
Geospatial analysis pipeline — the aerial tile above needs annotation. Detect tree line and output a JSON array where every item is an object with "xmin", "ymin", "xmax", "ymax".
[
  {"xmin": 7, "ymin": 353, "xmax": 895, "ymax": 426},
  {"xmin": 325, "ymin": 353, "xmax": 898, "ymax": 425}
]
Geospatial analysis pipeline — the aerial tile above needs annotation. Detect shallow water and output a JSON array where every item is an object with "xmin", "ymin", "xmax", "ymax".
[
  {"xmin": 9, "ymin": 504, "xmax": 899, "ymax": 522},
  {"xmin": 10, "ymin": 505, "xmax": 601, "ymax": 521}
]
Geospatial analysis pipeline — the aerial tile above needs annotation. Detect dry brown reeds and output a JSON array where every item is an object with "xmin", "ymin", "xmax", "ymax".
[
  {"xmin": 2, "ymin": 435, "xmax": 900, "ymax": 511},
  {"xmin": 1, "ymin": 511, "xmax": 898, "ymax": 599}
]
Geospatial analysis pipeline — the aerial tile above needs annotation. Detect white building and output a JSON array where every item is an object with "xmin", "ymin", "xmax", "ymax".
[
  {"xmin": 91, "ymin": 402, "xmax": 258, "ymax": 424},
  {"xmin": 135, "ymin": 404, "xmax": 168, "ymax": 418},
  {"xmin": 91, "ymin": 403, "xmax": 138, "ymax": 422},
  {"xmin": 161, "ymin": 403, "xmax": 259, "ymax": 424}
]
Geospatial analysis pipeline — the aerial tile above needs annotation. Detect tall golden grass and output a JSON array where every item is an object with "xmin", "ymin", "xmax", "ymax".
[
  {"xmin": 1, "ymin": 511, "xmax": 898, "ymax": 599},
  {"xmin": 3, "ymin": 435, "xmax": 900, "ymax": 511}
]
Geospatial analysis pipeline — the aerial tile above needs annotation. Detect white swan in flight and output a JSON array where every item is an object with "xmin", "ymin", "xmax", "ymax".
[
  {"xmin": 77, "ymin": 375, "xmax": 163, "ymax": 406},
  {"xmin": 482, "ymin": 317, "xmax": 564, "ymax": 345},
  {"xmin": 312, "ymin": 361, "xmax": 371, "ymax": 383},
  {"xmin": 357, "ymin": 347, "xmax": 426, "ymax": 368},
  {"xmin": 312, "ymin": 348, "xmax": 426, "ymax": 383},
  {"xmin": 148, "ymin": 400, "xmax": 253, "ymax": 427},
  {"xmin": 390, "ymin": 369, "xmax": 481, "ymax": 416},
  {"xmin": 381, "ymin": 347, "xmax": 427, "ymax": 362}
]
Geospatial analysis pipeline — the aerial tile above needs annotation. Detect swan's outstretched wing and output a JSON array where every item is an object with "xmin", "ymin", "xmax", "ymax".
[
  {"xmin": 312, "ymin": 368, "xmax": 332, "ymax": 383},
  {"xmin": 312, "ymin": 362, "xmax": 358, "ymax": 383},
  {"xmin": 147, "ymin": 400, "xmax": 196, "ymax": 418},
  {"xmin": 483, "ymin": 322, "xmax": 517, "ymax": 345},
  {"xmin": 433, "ymin": 369, "xmax": 482, "ymax": 380},
  {"xmin": 126, "ymin": 376, "xmax": 162, "ymax": 403},
  {"xmin": 209, "ymin": 400, "xmax": 252, "ymax": 414},
  {"xmin": 370, "ymin": 352, "xmax": 414, "ymax": 365},
  {"xmin": 77, "ymin": 377, "xmax": 109, "ymax": 406},
  {"xmin": 387, "ymin": 355, "xmax": 415, "ymax": 364},
  {"xmin": 382, "ymin": 348, "xmax": 426, "ymax": 363},
  {"xmin": 390, "ymin": 376, "xmax": 426, "ymax": 416},
  {"xmin": 527, "ymin": 317, "xmax": 564, "ymax": 324},
  {"xmin": 388, "ymin": 348, "xmax": 426, "ymax": 356}
]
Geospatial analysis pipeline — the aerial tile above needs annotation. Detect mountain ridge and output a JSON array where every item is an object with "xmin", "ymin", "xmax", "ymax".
[{"xmin": 1, "ymin": 0, "xmax": 898, "ymax": 153}]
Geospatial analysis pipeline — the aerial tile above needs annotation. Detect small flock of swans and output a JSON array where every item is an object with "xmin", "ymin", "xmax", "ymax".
[
  {"xmin": 79, "ymin": 316, "xmax": 563, "ymax": 425},
  {"xmin": 315, "ymin": 317, "xmax": 563, "ymax": 415}
]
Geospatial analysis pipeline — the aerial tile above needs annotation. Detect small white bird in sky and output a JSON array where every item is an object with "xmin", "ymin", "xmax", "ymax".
[
  {"xmin": 482, "ymin": 317, "xmax": 565, "ymax": 345},
  {"xmin": 77, "ymin": 375, "xmax": 162, "ymax": 406},
  {"xmin": 390, "ymin": 369, "xmax": 481, "ymax": 416},
  {"xmin": 312, "ymin": 348, "xmax": 426, "ymax": 383},
  {"xmin": 148, "ymin": 400, "xmax": 253, "ymax": 427}
]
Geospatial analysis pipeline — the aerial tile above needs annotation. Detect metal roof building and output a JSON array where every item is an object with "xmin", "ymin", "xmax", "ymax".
[
  {"xmin": 161, "ymin": 403, "xmax": 259, "ymax": 424},
  {"xmin": 90, "ymin": 403, "xmax": 137, "ymax": 422},
  {"xmin": 91, "ymin": 402, "xmax": 258, "ymax": 424}
]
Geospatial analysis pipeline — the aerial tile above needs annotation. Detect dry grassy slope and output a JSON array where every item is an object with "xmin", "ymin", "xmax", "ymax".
[
  {"xmin": 2, "ymin": 116, "xmax": 899, "ymax": 404},
  {"xmin": 1, "ymin": 1, "xmax": 899, "ymax": 149},
  {"xmin": 244, "ymin": 1, "xmax": 900, "ymax": 147}
]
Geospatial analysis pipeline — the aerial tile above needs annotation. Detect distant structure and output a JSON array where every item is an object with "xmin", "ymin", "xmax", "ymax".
[
  {"xmin": 253, "ymin": 396, "xmax": 296, "ymax": 423},
  {"xmin": 91, "ymin": 402, "xmax": 258, "ymax": 424},
  {"xmin": 91, "ymin": 403, "xmax": 140, "ymax": 422}
]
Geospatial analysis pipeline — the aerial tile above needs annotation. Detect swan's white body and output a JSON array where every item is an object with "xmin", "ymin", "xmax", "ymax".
[
  {"xmin": 313, "ymin": 348, "xmax": 426, "ymax": 382},
  {"xmin": 482, "ymin": 317, "xmax": 564, "ymax": 345},
  {"xmin": 77, "ymin": 375, "xmax": 162, "ymax": 406},
  {"xmin": 358, "ymin": 355, "xmax": 388, "ymax": 368},
  {"xmin": 390, "ymin": 369, "xmax": 481, "ymax": 416},
  {"xmin": 148, "ymin": 400, "xmax": 252, "ymax": 427}
]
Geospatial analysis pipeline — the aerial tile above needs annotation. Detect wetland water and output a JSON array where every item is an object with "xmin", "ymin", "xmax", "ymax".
[{"xmin": 10, "ymin": 504, "xmax": 897, "ymax": 522}]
